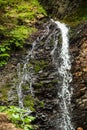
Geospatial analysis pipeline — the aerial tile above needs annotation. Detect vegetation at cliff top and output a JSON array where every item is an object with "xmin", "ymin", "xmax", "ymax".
[
  {"xmin": 0, "ymin": 0, "xmax": 87, "ymax": 67},
  {"xmin": 0, "ymin": 0, "xmax": 47, "ymax": 67}
]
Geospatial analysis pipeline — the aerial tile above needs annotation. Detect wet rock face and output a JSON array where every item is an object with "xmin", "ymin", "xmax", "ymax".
[
  {"xmin": 0, "ymin": 22, "xmax": 61, "ymax": 130},
  {"xmin": 70, "ymin": 22, "xmax": 87, "ymax": 129},
  {"xmin": 0, "ymin": 20, "xmax": 87, "ymax": 130},
  {"xmin": 0, "ymin": 50, "xmax": 25, "ymax": 105},
  {"xmin": 31, "ymin": 23, "xmax": 61, "ymax": 130}
]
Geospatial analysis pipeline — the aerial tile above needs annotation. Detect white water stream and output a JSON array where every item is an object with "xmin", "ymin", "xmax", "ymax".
[
  {"xmin": 51, "ymin": 20, "xmax": 74, "ymax": 130},
  {"xmin": 17, "ymin": 41, "xmax": 36, "ymax": 108},
  {"xmin": 16, "ymin": 19, "xmax": 74, "ymax": 129}
]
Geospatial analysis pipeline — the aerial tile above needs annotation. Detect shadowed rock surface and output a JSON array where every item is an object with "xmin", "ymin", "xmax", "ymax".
[
  {"xmin": 70, "ymin": 22, "xmax": 87, "ymax": 129},
  {"xmin": 39, "ymin": 0, "xmax": 81, "ymax": 19}
]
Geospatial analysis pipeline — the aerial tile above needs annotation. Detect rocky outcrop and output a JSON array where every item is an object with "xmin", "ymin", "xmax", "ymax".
[
  {"xmin": 0, "ymin": 20, "xmax": 87, "ymax": 130},
  {"xmin": 0, "ymin": 50, "xmax": 24, "ymax": 105},
  {"xmin": 39, "ymin": 0, "xmax": 81, "ymax": 19},
  {"xmin": 70, "ymin": 22, "xmax": 87, "ymax": 129},
  {"xmin": 0, "ymin": 21, "xmax": 62, "ymax": 129}
]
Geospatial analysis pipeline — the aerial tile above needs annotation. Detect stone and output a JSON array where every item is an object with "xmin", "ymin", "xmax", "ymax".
[
  {"xmin": 70, "ymin": 22, "xmax": 87, "ymax": 129},
  {"xmin": 77, "ymin": 127, "xmax": 83, "ymax": 130}
]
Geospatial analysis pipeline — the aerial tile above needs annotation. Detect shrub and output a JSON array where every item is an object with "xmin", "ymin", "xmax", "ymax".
[{"xmin": 0, "ymin": 106, "xmax": 35, "ymax": 130}]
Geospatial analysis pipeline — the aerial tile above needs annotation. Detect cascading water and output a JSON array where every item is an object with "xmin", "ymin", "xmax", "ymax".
[
  {"xmin": 16, "ymin": 25, "xmax": 50, "ymax": 108},
  {"xmin": 17, "ymin": 41, "xmax": 36, "ymax": 108},
  {"xmin": 16, "ymin": 19, "xmax": 74, "ymax": 129},
  {"xmin": 51, "ymin": 20, "xmax": 74, "ymax": 130}
]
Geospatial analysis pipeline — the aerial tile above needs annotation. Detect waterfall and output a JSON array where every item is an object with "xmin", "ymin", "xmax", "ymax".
[
  {"xmin": 16, "ymin": 19, "xmax": 74, "ymax": 129},
  {"xmin": 51, "ymin": 20, "xmax": 74, "ymax": 130},
  {"xmin": 17, "ymin": 41, "xmax": 36, "ymax": 108},
  {"xmin": 16, "ymin": 25, "xmax": 50, "ymax": 108}
]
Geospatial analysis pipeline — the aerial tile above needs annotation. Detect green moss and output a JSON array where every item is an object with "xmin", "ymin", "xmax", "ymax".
[
  {"xmin": 0, "ymin": 80, "xmax": 18, "ymax": 104},
  {"xmin": 33, "ymin": 60, "xmax": 48, "ymax": 73},
  {"xmin": 34, "ymin": 82, "xmax": 44, "ymax": 89},
  {"xmin": 8, "ymin": 26, "xmax": 36, "ymax": 48},
  {"xmin": 0, "ymin": 84, "xmax": 10, "ymax": 102},
  {"xmin": 52, "ymin": 79, "xmax": 59, "ymax": 84},
  {"xmin": 5, "ymin": 0, "xmax": 47, "ymax": 22},
  {"xmin": 24, "ymin": 94, "xmax": 45, "ymax": 111},
  {"xmin": 34, "ymin": 79, "xmax": 59, "ymax": 90},
  {"xmin": 35, "ymin": 98, "xmax": 45, "ymax": 108},
  {"xmin": 24, "ymin": 95, "xmax": 35, "ymax": 111},
  {"xmin": 39, "ymin": 101, "xmax": 44, "ymax": 107},
  {"xmin": 22, "ymin": 84, "xmax": 30, "ymax": 92}
]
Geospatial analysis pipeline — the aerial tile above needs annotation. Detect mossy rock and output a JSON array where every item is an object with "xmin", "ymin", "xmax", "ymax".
[
  {"xmin": 23, "ymin": 95, "xmax": 35, "ymax": 111},
  {"xmin": 0, "ymin": 87, "xmax": 9, "ymax": 102},
  {"xmin": 33, "ymin": 82, "xmax": 44, "ymax": 89},
  {"xmin": 31, "ymin": 59, "xmax": 49, "ymax": 73},
  {"xmin": 0, "ymin": 83, "xmax": 17, "ymax": 105}
]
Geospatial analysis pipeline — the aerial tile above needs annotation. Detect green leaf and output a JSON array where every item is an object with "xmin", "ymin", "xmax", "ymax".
[
  {"xmin": 25, "ymin": 124, "xmax": 34, "ymax": 130},
  {"xmin": 12, "ymin": 113, "xmax": 20, "ymax": 120},
  {"xmin": 0, "ymin": 60, "xmax": 7, "ymax": 67},
  {"xmin": 24, "ymin": 118, "xmax": 32, "ymax": 123},
  {"xmin": 27, "ymin": 116, "xmax": 35, "ymax": 121},
  {"xmin": 1, "ymin": 47, "xmax": 6, "ymax": 52},
  {"xmin": 0, "ymin": 106, "xmax": 35, "ymax": 130},
  {"xmin": 0, "ymin": 53, "xmax": 10, "ymax": 57},
  {"xmin": 0, "ymin": 106, "xmax": 7, "ymax": 112}
]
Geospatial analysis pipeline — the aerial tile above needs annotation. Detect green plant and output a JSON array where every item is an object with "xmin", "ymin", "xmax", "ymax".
[
  {"xmin": 0, "ymin": 106, "xmax": 35, "ymax": 130},
  {"xmin": 0, "ymin": 0, "xmax": 47, "ymax": 67},
  {"xmin": 0, "ymin": 44, "xmax": 10, "ymax": 66},
  {"xmin": 9, "ymin": 26, "xmax": 31, "ymax": 48}
]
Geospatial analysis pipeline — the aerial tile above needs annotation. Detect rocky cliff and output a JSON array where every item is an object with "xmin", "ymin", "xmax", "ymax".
[
  {"xmin": 70, "ymin": 23, "xmax": 87, "ymax": 129},
  {"xmin": 39, "ymin": 0, "xmax": 81, "ymax": 18},
  {"xmin": 0, "ymin": 21, "xmax": 87, "ymax": 130},
  {"xmin": 0, "ymin": 0, "xmax": 87, "ymax": 130},
  {"xmin": 39, "ymin": 0, "xmax": 87, "ymax": 26}
]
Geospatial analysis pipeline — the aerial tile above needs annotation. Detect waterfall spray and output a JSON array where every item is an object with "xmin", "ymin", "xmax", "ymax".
[
  {"xmin": 16, "ymin": 19, "xmax": 74, "ymax": 129},
  {"xmin": 51, "ymin": 20, "xmax": 74, "ymax": 130}
]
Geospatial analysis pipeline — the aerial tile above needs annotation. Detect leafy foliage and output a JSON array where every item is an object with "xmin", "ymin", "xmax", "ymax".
[
  {"xmin": 0, "ymin": 106, "xmax": 35, "ymax": 130},
  {"xmin": 0, "ymin": 0, "xmax": 47, "ymax": 67},
  {"xmin": 0, "ymin": 44, "xmax": 10, "ymax": 67}
]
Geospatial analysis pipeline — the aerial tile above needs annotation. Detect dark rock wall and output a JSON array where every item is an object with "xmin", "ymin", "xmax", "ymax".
[
  {"xmin": 32, "ymin": 23, "xmax": 61, "ymax": 130},
  {"xmin": 39, "ymin": 0, "xmax": 81, "ymax": 19},
  {"xmin": 70, "ymin": 23, "xmax": 87, "ymax": 129}
]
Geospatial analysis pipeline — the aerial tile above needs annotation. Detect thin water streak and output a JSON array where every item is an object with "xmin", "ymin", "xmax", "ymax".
[{"xmin": 17, "ymin": 41, "xmax": 36, "ymax": 108}]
